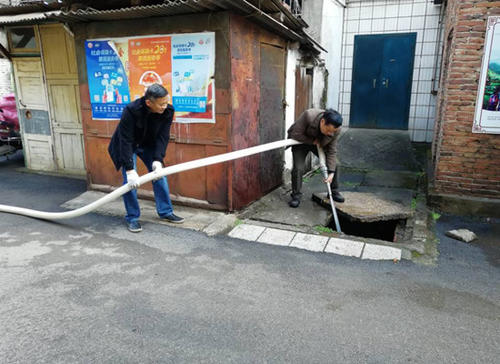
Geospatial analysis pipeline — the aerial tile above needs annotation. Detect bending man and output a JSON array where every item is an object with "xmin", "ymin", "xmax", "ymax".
[
  {"xmin": 287, "ymin": 108, "xmax": 344, "ymax": 208},
  {"xmin": 108, "ymin": 84, "xmax": 184, "ymax": 232}
]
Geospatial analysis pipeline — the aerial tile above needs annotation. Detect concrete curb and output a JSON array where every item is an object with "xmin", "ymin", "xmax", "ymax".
[{"xmin": 228, "ymin": 223, "xmax": 402, "ymax": 261}]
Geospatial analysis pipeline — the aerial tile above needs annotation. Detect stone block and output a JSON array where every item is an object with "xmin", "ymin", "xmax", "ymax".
[
  {"xmin": 324, "ymin": 237, "xmax": 364, "ymax": 257},
  {"xmin": 257, "ymin": 228, "xmax": 296, "ymax": 246},
  {"xmin": 228, "ymin": 224, "xmax": 265, "ymax": 241},
  {"xmin": 290, "ymin": 233, "xmax": 329, "ymax": 252},
  {"xmin": 362, "ymin": 244, "xmax": 402, "ymax": 260}
]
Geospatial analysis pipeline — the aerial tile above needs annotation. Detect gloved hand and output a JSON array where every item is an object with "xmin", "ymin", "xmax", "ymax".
[
  {"xmin": 126, "ymin": 169, "xmax": 140, "ymax": 189},
  {"xmin": 152, "ymin": 161, "xmax": 162, "ymax": 172},
  {"xmin": 152, "ymin": 161, "xmax": 163, "ymax": 182}
]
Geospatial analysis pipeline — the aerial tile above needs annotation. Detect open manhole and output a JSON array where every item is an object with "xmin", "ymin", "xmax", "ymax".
[
  {"xmin": 329, "ymin": 214, "xmax": 407, "ymax": 242},
  {"xmin": 314, "ymin": 191, "xmax": 412, "ymax": 243}
]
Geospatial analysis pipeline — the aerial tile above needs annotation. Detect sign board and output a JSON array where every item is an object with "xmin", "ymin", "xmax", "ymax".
[
  {"xmin": 474, "ymin": 16, "xmax": 500, "ymax": 134},
  {"xmin": 85, "ymin": 32, "xmax": 215, "ymax": 123}
]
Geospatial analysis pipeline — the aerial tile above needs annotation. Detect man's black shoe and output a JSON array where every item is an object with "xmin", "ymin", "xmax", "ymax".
[
  {"xmin": 161, "ymin": 213, "xmax": 185, "ymax": 224},
  {"xmin": 288, "ymin": 198, "xmax": 300, "ymax": 208},
  {"xmin": 331, "ymin": 192, "xmax": 345, "ymax": 203},
  {"xmin": 127, "ymin": 221, "xmax": 142, "ymax": 233}
]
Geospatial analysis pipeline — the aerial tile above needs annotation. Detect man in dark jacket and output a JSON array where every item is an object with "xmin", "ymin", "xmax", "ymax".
[
  {"xmin": 108, "ymin": 84, "xmax": 184, "ymax": 232},
  {"xmin": 287, "ymin": 108, "xmax": 344, "ymax": 208}
]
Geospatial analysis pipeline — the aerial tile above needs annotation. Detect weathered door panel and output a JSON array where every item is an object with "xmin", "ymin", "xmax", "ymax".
[
  {"xmin": 295, "ymin": 65, "xmax": 313, "ymax": 171},
  {"xmin": 294, "ymin": 65, "xmax": 312, "ymax": 119},
  {"xmin": 259, "ymin": 43, "xmax": 285, "ymax": 193},
  {"xmin": 350, "ymin": 33, "xmax": 416, "ymax": 129},
  {"xmin": 174, "ymin": 144, "xmax": 207, "ymax": 201},
  {"xmin": 47, "ymin": 79, "xmax": 85, "ymax": 171},
  {"xmin": 205, "ymin": 145, "xmax": 227, "ymax": 206},
  {"xmin": 40, "ymin": 24, "xmax": 85, "ymax": 174},
  {"xmin": 85, "ymin": 136, "xmax": 121, "ymax": 187},
  {"xmin": 39, "ymin": 24, "xmax": 78, "ymax": 78},
  {"xmin": 12, "ymin": 57, "xmax": 54, "ymax": 171}
]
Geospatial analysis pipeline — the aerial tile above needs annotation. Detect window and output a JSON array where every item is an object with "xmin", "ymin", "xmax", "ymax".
[{"xmin": 7, "ymin": 26, "xmax": 39, "ymax": 54}]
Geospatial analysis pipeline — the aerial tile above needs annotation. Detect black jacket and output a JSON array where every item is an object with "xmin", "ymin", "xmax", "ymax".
[{"xmin": 108, "ymin": 97, "xmax": 175, "ymax": 171}]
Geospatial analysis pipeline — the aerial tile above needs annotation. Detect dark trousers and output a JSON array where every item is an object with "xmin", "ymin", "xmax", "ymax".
[{"xmin": 291, "ymin": 144, "xmax": 339, "ymax": 200}]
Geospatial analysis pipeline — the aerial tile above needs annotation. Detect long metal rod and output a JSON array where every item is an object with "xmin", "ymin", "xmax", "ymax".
[
  {"xmin": 316, "ymin": 145, "xmax": 341, "ymax": 233},
  {"xmin": 326, "ymin": 182, "xmax": 341, "ymax": 233},
  {"xmin": 0, "ymin": 139, "xmax": 301, "ymax": 220}
]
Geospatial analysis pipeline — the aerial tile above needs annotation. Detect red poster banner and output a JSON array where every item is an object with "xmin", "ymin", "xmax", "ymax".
[{"xmin": 128, "ymin": 36, "xmax": 172, "ymax": 101}]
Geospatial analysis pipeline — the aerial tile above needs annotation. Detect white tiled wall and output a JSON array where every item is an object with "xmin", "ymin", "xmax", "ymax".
[{"xmin": 340, "ymin": 0, "xmax": 444, "ymax": 142}]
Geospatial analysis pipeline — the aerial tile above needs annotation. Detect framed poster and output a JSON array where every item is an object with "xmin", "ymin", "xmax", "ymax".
[
  {"xmin": 85, "ymin": 32, "xmax": 215, "ymax": 123},
  {"xmin": 473, "ymin": 16, "xmax": 500, "ymax": 134}
]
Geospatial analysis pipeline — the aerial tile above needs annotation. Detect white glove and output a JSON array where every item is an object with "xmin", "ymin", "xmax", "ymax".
[
  {"xmin": 152, "ymin": 161, "xmax": 162, "ymax": 172},
  {"xmin": 152, "ymin": 161, "xmax": 163, "ymax": 181},
  {"xmin": 126, "ymin": 169, "xmax": 140, "ymax": 189}
]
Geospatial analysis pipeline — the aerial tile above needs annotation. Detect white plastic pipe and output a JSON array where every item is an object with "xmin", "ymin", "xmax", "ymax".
[{"xmin": 0, "ymin": 139, "xmax": 301, "ymax": 220}]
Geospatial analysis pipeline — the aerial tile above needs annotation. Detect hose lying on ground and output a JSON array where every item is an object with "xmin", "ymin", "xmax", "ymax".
[{"xmin": 0, "ymin": 139, "xmax": 301, "ymax": 220}]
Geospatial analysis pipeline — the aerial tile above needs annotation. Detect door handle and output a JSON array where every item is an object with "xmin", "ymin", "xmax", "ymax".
[
  {"xmin": 19, "ymin": 99, "xmax": 27, "ymax": 107},
  {"xmin": 372, "ymin": 79, "xmax": 377, "ymax": 88},
  {"xmin": 382, "ymin": 78, "xmax": 389, "ymax": 88}
]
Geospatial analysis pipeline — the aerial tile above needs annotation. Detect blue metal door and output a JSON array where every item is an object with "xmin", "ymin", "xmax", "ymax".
[{"xmin": 350, "ymin": 33, "xmax": 416, "ymax": 129}]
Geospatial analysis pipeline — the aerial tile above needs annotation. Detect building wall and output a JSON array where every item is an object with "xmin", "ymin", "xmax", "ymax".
[
  {"xmin": 321, "ymin": 0, "xmax": 345, "ymax": 110},
  {"xmin": 432, "ymin": 0, "xmax": 500, "ymax": 200},
  {"xmin": 339, "ymin": 0, "xmax": 443, "ymax": 142},
  {"xmin": 229, "ymin": 14, "xmax": 288, "ymax": 209},
  {"xmin": 284, "ymin": 46, "xmax": 300, "ymax": 171},
  {"xmin": 73, "ymin": 13, "xmax": 233, "ymax": 210},
  {"xmin": 0, "ymin": 29, "xmax": 12, "ymax": 96}
]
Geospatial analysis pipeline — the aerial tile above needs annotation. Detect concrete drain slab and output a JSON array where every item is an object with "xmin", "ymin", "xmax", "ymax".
[{"xmin": 313, "ymin": 191, "xmax": 413, "ymax": 222}]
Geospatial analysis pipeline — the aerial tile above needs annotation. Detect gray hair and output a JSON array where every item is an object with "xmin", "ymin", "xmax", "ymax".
[{"xmin": 145, "ymin": 83, "xmax": 168, "ymax": 101}]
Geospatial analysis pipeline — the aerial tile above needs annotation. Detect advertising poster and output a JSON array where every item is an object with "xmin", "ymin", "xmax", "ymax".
[
  {"xmin": 474, "ymin": 16, "xmax": 500, "ymax": 134},
  {"xmin": 171, "ymin": 33, "xmax": 215, "ymax": 123},
  {"xmin": 128, "ymin": 36, "xmax": 172, "ymax": 102},
  {"xmin": 85, "ymin": 32, "xmax": 215, "ymax": 123},
  {"xmin": 85, "ymin": 40, "xmax": 131, "ymax": 119}
]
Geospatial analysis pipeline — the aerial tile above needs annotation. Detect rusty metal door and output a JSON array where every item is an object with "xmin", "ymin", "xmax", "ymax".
[
  {"xmin": 259, "ymin": 43, "xmax": 286, "ymax": 193},
  {"xmin": 295, "ymin": 65, "xmax": 313, "ymax": 171}
]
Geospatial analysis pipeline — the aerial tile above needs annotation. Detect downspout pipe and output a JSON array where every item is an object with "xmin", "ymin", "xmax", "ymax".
[{"xmin": 0, "ymin": 139, "xmax": 302, "ymax": 220}]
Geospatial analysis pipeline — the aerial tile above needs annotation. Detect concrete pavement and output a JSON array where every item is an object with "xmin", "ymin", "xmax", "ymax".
[{"xmin": 0, "ymin": 152, "xmax": 499, "ymax": 363}]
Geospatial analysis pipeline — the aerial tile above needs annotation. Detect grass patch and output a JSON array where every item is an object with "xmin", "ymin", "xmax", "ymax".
[
  {"xmin": 315, "ymin": 225, "xmax": 334, "ymax": 234},
  {"xmin": 411, "ymin": 194, "xmax": 426, "ymax": 210},
  {"xmin": 431, "ymin": 212, "xmax": 441, "ymax": 221},
  {"xmin": 234, "ymin": 219, "xmax": 243, "ymax": 226}
]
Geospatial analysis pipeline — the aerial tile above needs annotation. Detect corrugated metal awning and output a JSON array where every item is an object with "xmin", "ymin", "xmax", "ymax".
[
  {"xmin": 0, "ymin": 10, "xmax": 60, "ymax": 24},
  {"xmin": 0, "ymin": 0, "xmax": 325, "ymax": 53}
]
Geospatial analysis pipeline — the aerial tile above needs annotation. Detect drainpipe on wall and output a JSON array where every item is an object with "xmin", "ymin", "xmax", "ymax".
[{"xmin": 431, "ymin": 0, "xmax": 447, "ymax": 95}]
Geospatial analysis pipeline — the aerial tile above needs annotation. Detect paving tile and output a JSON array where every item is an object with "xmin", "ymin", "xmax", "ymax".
[
  {"xmin": 290, "ymin": 233, "xmax": 329, "ymax": 252},
  {"xmin": 228, "ymin": 224, "xmax": 265, "ymax": 241},
  {"xmin": 362, "ymin": 243, "xmax": 402, "ymax": 260},
  {"xmin": 257, "ymin": 228, "xmax": 296, "ymax": 246},
  {"xmin": 324, "ymin": 237, "xmax": 364, "ymax": 258}
]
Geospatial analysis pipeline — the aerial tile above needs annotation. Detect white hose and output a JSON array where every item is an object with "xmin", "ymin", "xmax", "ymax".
[{"xmin": 0, "ymin": 139, "xmax": 301, "ymax": 220}]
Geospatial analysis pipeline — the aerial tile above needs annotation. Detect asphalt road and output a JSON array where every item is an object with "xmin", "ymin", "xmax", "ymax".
[{"xmin": 1, "ymin": 153, "xmax": 499, "ymax": 363}]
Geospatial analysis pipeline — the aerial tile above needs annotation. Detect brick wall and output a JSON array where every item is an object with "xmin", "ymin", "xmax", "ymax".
[{"xmin": 433, "ymin": 0, "xmax": 500, "ymax": 199}]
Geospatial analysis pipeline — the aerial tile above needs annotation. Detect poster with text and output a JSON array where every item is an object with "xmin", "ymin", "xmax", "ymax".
[
  {"xmin": 85, "ymin": 40, "xmax": 131, "ymax": 119},
  {"xmin": 171, "ymin": 33, "xmax": 215, "ymax": 123},
  {"xmin": 128, "ymin": 36, "xmax": 172, "ymax": 102},
  {"xmin": 85, "ymin": 32, "xmax": 215, "ymax": 123},
  {"xmin": 474, "ymin": 16, "xmax": 500, "ymax": 134}
]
